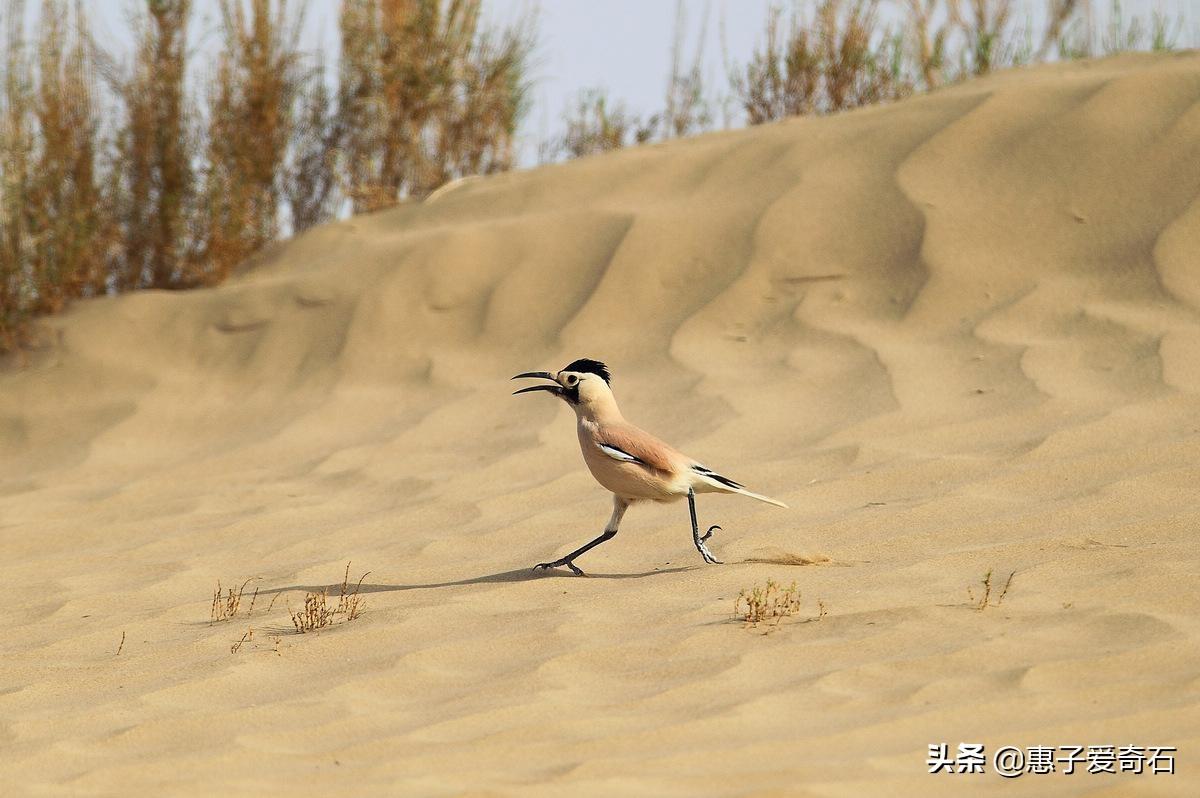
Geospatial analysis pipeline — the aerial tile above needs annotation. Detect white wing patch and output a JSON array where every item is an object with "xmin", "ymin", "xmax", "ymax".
[{"xmin": 597, "ymin": 443, "xmax": 645, "ymax": 464}]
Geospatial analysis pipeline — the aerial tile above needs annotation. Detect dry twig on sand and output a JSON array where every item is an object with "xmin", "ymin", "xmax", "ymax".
[
  {"xmin": 231, "ymin": 628, "xmax": 253, "ymax": 654},
  {"xmin": 968, "ymin": 568, "xmax": 1015, "ymax": 610}
]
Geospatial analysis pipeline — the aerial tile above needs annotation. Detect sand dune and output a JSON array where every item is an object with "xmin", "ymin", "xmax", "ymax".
[{"xmin": 3, "ymin": 52, "xmax": 1200, "ymax": 794}]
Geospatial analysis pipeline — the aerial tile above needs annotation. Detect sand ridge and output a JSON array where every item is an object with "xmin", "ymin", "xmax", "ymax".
[{"xmin": 2, "ymin": 52, "xmax": 1200, "ymax": 794}]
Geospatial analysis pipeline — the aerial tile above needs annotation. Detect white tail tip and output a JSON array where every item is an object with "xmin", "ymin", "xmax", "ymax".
[{"xmin": 738, "ymin": 489, "xmax": 788, "ymax": 508}]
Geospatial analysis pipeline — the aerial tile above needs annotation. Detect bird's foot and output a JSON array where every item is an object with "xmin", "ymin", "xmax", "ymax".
[
  {"xmin": 533, "ymin": 559, "xmax": 586, "ymax": 577},
  {"xmin": 693, "ymin": 526, "xmax": 723, "ymax": 565},
  {"xmin": 695, "ymin": 542, "xmax": 723, "ymax": 565}
]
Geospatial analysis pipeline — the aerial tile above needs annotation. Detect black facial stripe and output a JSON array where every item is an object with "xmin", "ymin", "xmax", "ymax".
[{"xmin": 563, "ymin": 384, "xmax": 580, "ymax": 404}]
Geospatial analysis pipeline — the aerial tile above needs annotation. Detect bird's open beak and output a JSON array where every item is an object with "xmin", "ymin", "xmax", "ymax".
[{"xmin": 511, "ymin": 371, "xmax": 563, "ymax": 397}]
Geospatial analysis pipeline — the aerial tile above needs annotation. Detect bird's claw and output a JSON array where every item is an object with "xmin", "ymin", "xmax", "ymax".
[
  {"xmin": 534, "ymin": 560, "xmax": 586, "ymax": 577},
  {"xmin": 692, "ymin": 529, "xmax": 723, "ymax": 564},
  {"xmin": 692, "ymin": 524, "xmax": 723, "ymax": 564},
  {"xmin": 696, "ymin": 541, "xmax": 723, "ymax": 565}
]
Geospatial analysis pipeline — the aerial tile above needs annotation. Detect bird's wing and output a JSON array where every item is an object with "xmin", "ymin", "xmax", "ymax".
[
  {"xmin": 597, "ymin": 443, "xmax": 645, "ymax": 464},
  {"xmin": 595, "ymin": 425, "xmax": 679, "ymax": 473}
]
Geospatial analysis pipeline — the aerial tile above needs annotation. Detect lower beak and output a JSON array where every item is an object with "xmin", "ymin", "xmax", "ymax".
[
  {"xmin": 512, "ymin": 384, "xmax": 563, "ymax": 396},
  {"xmin": 511, "ymin": 371, "xmax": 563, "ymax": 397}
]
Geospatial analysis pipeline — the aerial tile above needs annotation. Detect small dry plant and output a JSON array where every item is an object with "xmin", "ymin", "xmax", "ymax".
[
  {"xmin": 547, "ymin": 88, "xmax": 653, "ymax": 160},
  {"xmin": 231, "ymin": 628, "xmax": 253, "ymax": 654},
  {"xmin": 337, "ymin": 562, "xmax": 370, "ymax": 621},
  {"xmin": 290, "ymin": 562, "xmax": 370, "ymax": 633},
  {"xmin": 968, "ymin": 568, "xmax": 1014, "ymax": 610},
  {"xmin": 735, "ymin": 579, "xmax": 804, "ymax": 627},
  {"xmin": 210, "ymin": 577, "xmax": 259, "ymax": 623},
  {"xmin": 291, "ymin": 589, "xmax": 334, "ymax": 633}
]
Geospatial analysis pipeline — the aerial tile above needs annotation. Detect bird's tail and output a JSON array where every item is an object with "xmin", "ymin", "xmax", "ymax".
[
  {"xmin": 730, "ymin": 487, "xmax": 789, "ymax": 508},
  {"xmin": 691, "ymin": 466, "xmax": 788, "ymax": 508}
]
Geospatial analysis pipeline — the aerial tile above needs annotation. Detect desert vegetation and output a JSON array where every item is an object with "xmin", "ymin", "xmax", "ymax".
[
  {"xmin": 290, "ymin": 563, "xmax": 370, "ymax": 633},
  {"xmin": 203, "ymin": 564, "xmax": 368, "ymax": 649},
  {"xmin": 205, "ymin": 563, "xmax": 368, "ymax": 640},
  {"xmin": 557, "ymin": 0, "xmax": 1186, "ymax": 146},
  {"xmin": 0, "ymin": 0, "xmax": 532, "ymax": 352},
  {"xmin": 0, "ymin": 0, "xmax": 1186, "ymax": 354},
  {"xmin": 210, "ymin": 577, "xmax": 260, "ymax": 623},
  {"xmin": 735, "ymin": 578, "xmax": 828, "ymax": 628},
  {"xmin": 967, "ymin": 568, "xmax": 1015, "ymax": 610}
]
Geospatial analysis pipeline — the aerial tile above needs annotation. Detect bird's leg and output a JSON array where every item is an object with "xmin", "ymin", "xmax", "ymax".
[
  {"xmin": 535, "ymin": 496, "xmax": 629, "ymax": 576},
  {"xmin": 688, "ymin": 488, "xmax": 723, "ymax": 565}
]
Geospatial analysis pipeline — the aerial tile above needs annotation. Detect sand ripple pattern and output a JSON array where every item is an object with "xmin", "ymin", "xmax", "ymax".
[{"xmin": 2, "ymin": 54, "xmax": 1200, "ymax": 795}]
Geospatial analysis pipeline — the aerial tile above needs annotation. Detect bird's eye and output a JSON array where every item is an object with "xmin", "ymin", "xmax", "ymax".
[{"xmin": 566, "ymin": 375, "xmax": 578, "ymax": 385}]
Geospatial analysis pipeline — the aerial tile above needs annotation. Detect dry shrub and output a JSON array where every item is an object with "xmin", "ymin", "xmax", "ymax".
[
  {"xmin": 338, "ymin": 0, "xmax": 534, "ymax": 210},
  {"xmin": 923, "ymin": 0, "xmax": 1182, "ymax": 82},
  {"xmin": 954, "ymin": 0, "xmax": 1018, "ymax": 78},
  {"xmin": 27, "ymin": 1, "xmax": 106, "ymax": 309},
  {"xmin": 1, "ymin": 1, "xmax": 37, "ymax": 351},
  {"xmin": 210, "ymin": 577, "xmax": 259, "ymax": 623},
  {"xmin": 291, "ymin": 589, "xmax": 334, "ymax": 632},
  {"xmin": 197, "ymin": 0, "xmax": 308, "ymax": 284},
  {"xmin": 662, "ymin": 0, "xmax": 712, "ymax": 139},
  {"xmin": 1, "ymin": 0, "xmax": 108, "ymax": 349},
  {"xmin": 905, "ymin": 0, "xmax": 950, "ymax": 88},
  {"xmin": 290, "ymin": 562, "xmax": 369, "ymax": 632},
  {"xmin": 547, "ymin": 88, "xmax": 653, "ymax": 161},
  {"xmin": 547, "ymin": 0, "xmax": 710, "ymax": 161},
  {"xmin": 288, "ymin": 51, "xmax": 340, "ymax": 233},
  {"xmin": 106, "ymin": 0, "xmax": 329, "ymax": 289},
  {"xmin": 111, "ymin": 0, "xmax": 197, "ymax": 291},
  {"xmin": 904, "ymin": 0, "xmax": 1038, "ymax": 88},
  {"xmin": 337, "ymin": 561, "xmax": 370, "ymax": 620},
  {"xmin": 735, "ymin": 579, "xmax": 804, "ymax": 626},
  {"xmin": 733, "ymin": 1, "xmax": 909, "ymax": 124},
  {"xmin": 734, "ymin": 579, "xmax": 830, "ymax": 629},
  {"xmin": 1072, "ymin": 0, "xmax": 1183, "ymax": 58},
  {"xmin": 967, "ymin": 568, "xmax": 1014, "ymax": 610},
  {"xmin": 1, "ymin": 0, "xmax": 535, "ymax": 355},
  {"xmin": 733, "ymin": 0, "xmax": 1184, "ymax": 125}
]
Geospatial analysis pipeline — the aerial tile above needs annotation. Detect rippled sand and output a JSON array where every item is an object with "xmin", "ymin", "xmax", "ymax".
[{"xmin": 2, "ymin": 53, "xmax": 1199, "ymax": 795}]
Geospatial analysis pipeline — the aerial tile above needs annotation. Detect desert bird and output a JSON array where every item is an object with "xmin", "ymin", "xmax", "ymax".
[{"xmin": 512, "ymin": 359, "xmax": 787, "ymax": 575}]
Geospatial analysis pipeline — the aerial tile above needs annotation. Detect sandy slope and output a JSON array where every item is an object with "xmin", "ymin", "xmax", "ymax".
[{"xmin": 2, "ymin": 52, "xmax": 1200, "ymax": 795}]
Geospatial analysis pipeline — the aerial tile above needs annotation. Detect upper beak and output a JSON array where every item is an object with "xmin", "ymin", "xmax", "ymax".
[{"xmin": 511, "ymin": 371, "xmax": 563, "ymax": 397}]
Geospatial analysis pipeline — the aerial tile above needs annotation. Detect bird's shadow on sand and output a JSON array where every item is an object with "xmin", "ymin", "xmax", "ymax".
[{"xmin": 257, "ymin": 565, "xmax": 695, "ymax": 597}]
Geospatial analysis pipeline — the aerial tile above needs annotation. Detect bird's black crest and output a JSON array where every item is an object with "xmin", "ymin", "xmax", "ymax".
[{"xmin": 563, "ymin": 358, "xmax": 611, "ymax": 385}]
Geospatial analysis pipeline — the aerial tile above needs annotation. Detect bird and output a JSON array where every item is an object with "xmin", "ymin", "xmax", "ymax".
[{"xmin": 512, "ymin": 358, "xmax": 787, "ymax": 575}]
